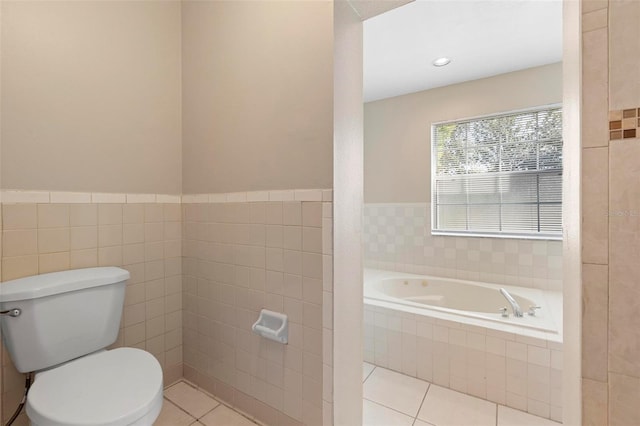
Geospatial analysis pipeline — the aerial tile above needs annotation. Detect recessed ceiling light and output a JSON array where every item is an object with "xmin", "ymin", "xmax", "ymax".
[{"xmin": 432, "ymin": 57, "xmax": 451, "ymax": 67}]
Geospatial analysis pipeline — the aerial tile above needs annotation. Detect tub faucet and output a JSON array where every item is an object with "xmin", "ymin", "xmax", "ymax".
[{"xmin": 499, "ymin": 288, "xmax": 523, "ymax": 317}]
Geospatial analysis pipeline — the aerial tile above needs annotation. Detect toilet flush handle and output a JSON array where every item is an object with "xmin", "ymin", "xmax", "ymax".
[{"xmin": 0, "ymin": 308, "xmax": 21, "ymax": 317}]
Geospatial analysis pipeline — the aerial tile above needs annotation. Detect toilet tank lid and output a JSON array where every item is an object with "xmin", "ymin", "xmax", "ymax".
[{"xmin": 0, "ymin": 267, "xmax": 130, "ymax": 303}]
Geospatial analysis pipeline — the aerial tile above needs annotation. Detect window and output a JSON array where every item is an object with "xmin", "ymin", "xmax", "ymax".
[{"xmin": 431, "ymin": 105, "xmax": 562, "ymax": 239}]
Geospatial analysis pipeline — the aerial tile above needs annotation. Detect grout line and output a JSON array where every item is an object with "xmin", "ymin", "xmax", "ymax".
[
  {"xmin": 362, "ymin": 364, "xmax": 376, "ymax": 383},
  {"xmin": 412, "ymin": 383, "xmax": 430, "ymax": 426},
  {"xmin": 363, "ymin": 397, "xmax": 421, "ymax": 420},
  {"xmin": 170, "ymin": 380, "xmax": 260, "ymax": 426},
  {"xmin": 162, "ymin": 397, "xmax": 197, "ymax": 422},
  {"xmin": 198, "ymin": 403, "xmax": 221, "ymax": 420},
  {"xmin": 163, "ymin": 381, "xmax": 220, "ymax": 422},
  {"xmin": 496, "ymin": 402, "xmax": 499, "ymax": 426}
]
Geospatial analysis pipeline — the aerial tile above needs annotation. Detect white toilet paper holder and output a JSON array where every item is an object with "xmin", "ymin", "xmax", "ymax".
[{"xmin": 252, "ymin": 309, "xmax": 288, "ymax": 344}]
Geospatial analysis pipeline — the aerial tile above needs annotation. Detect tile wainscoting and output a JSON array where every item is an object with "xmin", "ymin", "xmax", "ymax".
[
  {"xmin": 181, "ymin": 194, "xmax": 333, "ymax": 426},
  {"xmin": 0, "ymin": 188, "xmax": 333, "ymax": 426},
  {"xmin": 0, "ymin": 197, "xmax": 183, "ymax": 424}
]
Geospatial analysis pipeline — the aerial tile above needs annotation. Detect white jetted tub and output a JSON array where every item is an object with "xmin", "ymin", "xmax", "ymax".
[
  {"xmin": 364, "ymin": 268, "xmax": 562, "ymax": 339},
  {"xmin": 363, "ymin": 268, "xmax": 563, "ymax": 419}
]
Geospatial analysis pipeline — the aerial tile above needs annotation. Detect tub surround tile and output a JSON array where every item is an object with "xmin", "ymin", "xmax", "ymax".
[
  {"xmin": 363, "ymin": 203, "xmax": 562, "ymax": 291},
  {"xmin": 364, "ymin": 304, "xmax": 561, "ymax": 420}
]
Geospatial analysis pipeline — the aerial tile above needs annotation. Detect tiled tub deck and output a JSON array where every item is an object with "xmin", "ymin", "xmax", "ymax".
[{"xmin": 364, "ymin": 304, "xmax": 563, "ymax": 422}]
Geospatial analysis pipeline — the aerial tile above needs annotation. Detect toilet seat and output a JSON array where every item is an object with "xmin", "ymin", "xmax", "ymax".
[{"xmin": 26, "ymin": 347, "xmax": 163, "ymax": 426}]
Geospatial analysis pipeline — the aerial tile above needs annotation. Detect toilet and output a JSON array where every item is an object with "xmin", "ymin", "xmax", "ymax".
[{"xmin": 0, "ymin": 267, "xmax": 163, "ymax": 426}]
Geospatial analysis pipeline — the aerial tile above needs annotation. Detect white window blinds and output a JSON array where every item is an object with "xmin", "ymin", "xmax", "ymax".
[{"xmin": 432, "ymin": 105, "xmax": 562, "ymax": 239}]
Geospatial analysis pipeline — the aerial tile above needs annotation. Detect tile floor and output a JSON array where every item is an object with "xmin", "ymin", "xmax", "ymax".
[
  {"xmin": 157, "ymin": 366, "xmax": 561, "ymax": 426},
  {"xmin": 362, "ymin": 363, "xmax": 561, "ymax": 426},
  {"xmin": 156, "ymin": 381, "xmax": 258, "ymax": 426}
]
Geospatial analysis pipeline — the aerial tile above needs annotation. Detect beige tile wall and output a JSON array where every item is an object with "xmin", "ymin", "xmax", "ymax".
[
  {"xmin": 321, "ymin": 201, "xmax": 334, "ymax": 426},
  {"xmin": 0, "ymin": 201, "xmax": 183, "ymax": 424},
  {"xmin": 581, "ymin": 0, "xmax": 640, "ymax": 423},
  {"xmin": 182, "ymin": 198, "xmax": 332, "ymax": 426},
  {"xmin": 364, "ymin": 305, "xmax": 563, "ymax": 421},
  {"xmin": 363, "ymin": 203, "xmax": 563, "ymax": 291}
]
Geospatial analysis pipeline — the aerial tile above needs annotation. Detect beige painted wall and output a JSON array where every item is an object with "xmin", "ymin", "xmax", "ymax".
[
  {"xmin": 1, "ymin": 1, "xmax": 182, "ymax": 194},
  {"xmin": 181, "ymin": 0, "xmax": 333, "ymax": 194},
  {"xmin": 364, "ymin": 62, "xmax": 562, "ymax": 203}
]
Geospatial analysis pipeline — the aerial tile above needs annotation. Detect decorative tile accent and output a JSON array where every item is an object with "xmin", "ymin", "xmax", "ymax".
[{"xmin": 609, "ymin": 107, "xmax": 640, "ymax": 140}]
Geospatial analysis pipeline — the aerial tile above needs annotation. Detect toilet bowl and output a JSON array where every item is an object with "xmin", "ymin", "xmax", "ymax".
[
  {"xmin": 0, "ymin": 267, "xmax": 163, "ymax": 426},
  {"xmin": 27, "ymin": 348, "xmax": 163, "ymax": 426}
]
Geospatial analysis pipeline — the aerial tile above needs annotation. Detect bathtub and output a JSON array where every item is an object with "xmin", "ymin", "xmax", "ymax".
[
  {"xmin": 364, "ymin": 268, "xmax": 562, "ymax": 341},
  {"xmin": 363, "ymin": 268, "xmax": 563, "ymax": 420}
]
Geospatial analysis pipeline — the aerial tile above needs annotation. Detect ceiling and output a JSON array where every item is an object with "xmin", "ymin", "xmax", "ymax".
[{"xmin": 363, "ymin": 0, "xmax": 563, "ymax": 102}]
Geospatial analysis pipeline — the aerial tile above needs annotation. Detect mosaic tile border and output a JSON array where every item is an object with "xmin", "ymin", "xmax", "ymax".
[{"xmin": 609, "ymin": 108, "xmax": 640, "ymax": 140}]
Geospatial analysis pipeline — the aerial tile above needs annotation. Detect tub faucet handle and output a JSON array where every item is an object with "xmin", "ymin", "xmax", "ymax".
[
  {"xmin": 527, "ymin": 305, "xmax": 541, "ymax": 316},
  {"xmin": 499, "ymin": 307, "xmax": 509, "ymax": 318}
]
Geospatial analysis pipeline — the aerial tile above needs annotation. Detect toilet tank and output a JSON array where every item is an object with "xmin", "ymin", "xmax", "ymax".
[{"xmin": 0, "ymin": 267, "xmax": 130, "ymax": 373}]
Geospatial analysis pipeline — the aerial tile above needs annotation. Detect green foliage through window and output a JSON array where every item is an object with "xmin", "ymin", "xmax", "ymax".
[{"xmin": 432, "ymin": 106, "xmax": 563, "ymax": 239}]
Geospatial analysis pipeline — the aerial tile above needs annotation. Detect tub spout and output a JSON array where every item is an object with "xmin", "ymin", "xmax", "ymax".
[{"xmin": 499, "ymin": 288, "xmax": 523, "ymax": 317}]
